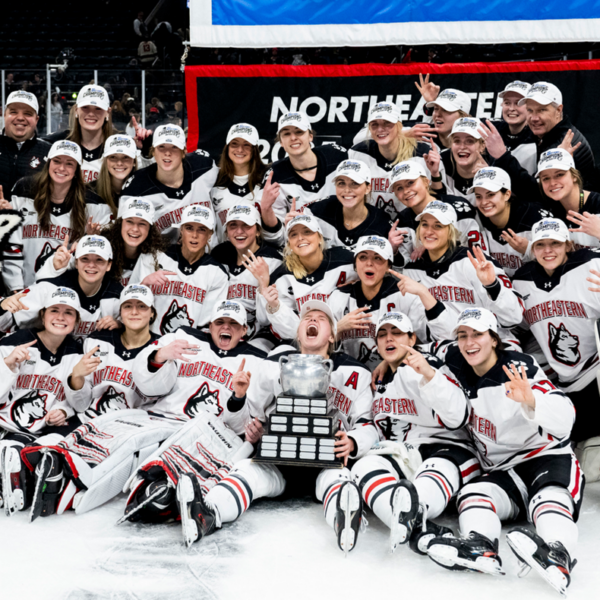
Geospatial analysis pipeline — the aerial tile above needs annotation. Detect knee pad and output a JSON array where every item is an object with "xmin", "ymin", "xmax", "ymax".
[
  {"xmin": 315, "ymin": 467, "xmax": 351, "ymax": 502},
  {"xmin": 528, "ymin": 485, "xmax": 574, "ymax": 524}
]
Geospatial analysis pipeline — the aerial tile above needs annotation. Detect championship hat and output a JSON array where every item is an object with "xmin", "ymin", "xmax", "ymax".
[
  {"xmin": 451, "ymin": 117, "xmax": 483, "ymax": 139},
  {"xmin": 453, "ymin": 307, "xmax": 498, "ymax": 337},
  {"xmin": 104, "ymin": 134, "xmax": 137, "ymax": 159},
  {"xmin": 6, "ymin": 90, "xmax": 39, "ymax": 113},
  {"xmin": 277, "ymin": 111, "xmax": 311, "ymax": 133},
  {"xmin": 535, "ymin": 148, "xmax": 575, "ymax": 177},
  {"xmin": 427, "ymin": 89, "xmax": 472, "ymax": 114},
  {"xmin": 531, "ymin": 218, "xmax": 570, "ymax": 244},
  {"xmin": 415, "ymin": 200, "xmax": 458, "ymax": 226},
  {"xmin": 354, "ymin": 235, "xmax": 394, "ymax": 262},
  {"xmin": 468, "ymin": 167, "xmax": 512, "ymax": 194},
  {"xmin": 285, "ymin": 214, "xmax": 323, "ymax": 237},
  {"xmin": 368, "ymin": 102, "xmax": 401, "ymax": 124},
  {"xmin": 152, "ymin": 124, "xmax": 186, "ymax": 150},
  {"xmin": 299, "ymin": 299, "xmax": 337, "ymax": 336},
  {"xmin": 335, "ymin": 160, "xmax": 371, "ymax": 184},
  {"xmin": 120, "ymin": 284, "xmax": 154, "ymax": 307},
  {"xmin": 225, "ymin": 203, "xmax": 260, "ymax": 226},
  {"xmin": 498, "ymin": 81, "xmax": 532, "ymax": 99},
  {"xmin": 519, "ymin": 82, "xmax": 562, "ymax": 107},
  {"xmin": 75, "ymin": 235, "xmax": 113, "ymax": 260},
  {"xmin": 226, "ymin": 123, "xmax": 259, "ymax": 146},
  {"xmin": 376, "ymin": 311, "xmax": 414, "ymax": 335},
  {"xmin": 118, "ymin": 197, "xmax": 155, "ymax": 224},
  {"xmin": 389, "ymin": 160, "xmax": 428, "ymax": 189},
  {"xmin": 76, "ymin": 85, "xmax": 110, "ymax": 111},
  {"xmin": 178, "ymin": 204, "xmax": 215, "ymax": 229},
  {"xmin": 211, "ymin": 300, "xmax": 247, "ymax": 326},
  {"xmin": 44, "ymin": 286, "xmax": 82, "ymax": 312},
  {"xmin": 48, "ymin": 140, "xmax": 82, "ymax": 165}
]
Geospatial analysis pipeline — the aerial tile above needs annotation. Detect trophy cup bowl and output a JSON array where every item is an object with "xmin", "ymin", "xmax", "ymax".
[{"xmin": 279, "ymin": 354, "xmax": 334, "ymax": 399}]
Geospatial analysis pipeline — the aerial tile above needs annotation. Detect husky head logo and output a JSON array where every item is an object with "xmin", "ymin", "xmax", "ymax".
[
  {"xmin": 548, "ymin": 323, "xmax": 580, "ymax": 366},
  {"xmin": 35, "ymin": 242, "xmax": 54, "ymax": 272},
  {"xmin": 376, "ymin": 416, "xmax": 395, "ymax": 440},
  {"xmin": 96, "ymin": 386, "xmax": 129, "ymax": 414},
  {"xmin": 160, "ymin": 300, "xmax": 194, "ymax": 334},
  {"xmin": 184, "ymin": 382, "xmax": 222, "ymax": 418},
  {"xmin": 30, "ymin": 157, "xmax": 40, "ymax": 169},
  {"xmin": 11, "ymin": 390, "xmax": 48, "ymax": 430},
  {"xmin": 358, "ymin": 342, "xmax": 380, "ymax": 365},
  {"xmin": 376, "ymin": 197, "xmax": 398, "ymax": 220}
]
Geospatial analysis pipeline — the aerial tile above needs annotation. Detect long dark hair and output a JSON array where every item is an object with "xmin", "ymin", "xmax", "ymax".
[
  {"xmin": 102, "ymin": 218, "xmax": 167, "ymax": 282},
  {"xmin": 32, "ymin": 161, "xmax": 87, "ymax": 241},
  {"xmin": 215, "ymin": 142, "xmax": 266, "ymax": 196}
]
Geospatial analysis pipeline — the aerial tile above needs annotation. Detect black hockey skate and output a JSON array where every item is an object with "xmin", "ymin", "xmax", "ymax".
[
  {"xmin": 506, "ymin": 527, "xmax": 576, "ymax": 597},
  {"xmin": 30, "ymin": 450, "xmax": 65, "ymax": 522},
  {"xmin": 334, "ymin": 481, "xmax": 365, "ymax": 556},
  {"xmin": 119, "ymin": 475, "xmax": 176, "ymax": 525},
  {"xmin": 177, "ymin": 472, "xmax": 217, "ymax": 548},
  {"xmin": 390, "ymin": 480, "xmax": 420, "ymax": 552},
  {"xmin": 1, "ymin": 445, "xmax": 30, "ymax": 516},
  {"xmin": 408, "ymin": 510, "xmax": 454, "ymax": 556},
  {"xmin": 427, "ymin": 531, "xmax": 505, "ymax": 576}
]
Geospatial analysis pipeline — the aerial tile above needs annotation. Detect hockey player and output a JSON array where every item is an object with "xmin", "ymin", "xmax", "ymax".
[
  {"xmin": 328, "ymin": 235, "xmax": 450, "ymax": 370},
  {"xmin": 130, "ymin": 204, "xmax": 228, "ymax": 334},
  {"xmin": 401, "ymin": 201, "xmax": 523, "ymax": 345},
  {"xmin": 425, "ymin": 308, "xmax": 580, "ymax": 597},
  {"xmin": 350, "ymin": 310, "xmax": 478, "ymax": 554},
  {"xmin": 119, "ymin": 124, "xmax": 219, "ymax": 244},
  {"xmin": 0, "ymin": 235, "xmax": 122, "ymax": 340},
  {"xmin": 212, "ymin": 203, "xmax": 282, "ymax": 341},
  {"xmin": 256, "ymin": 214, "xmax": 355, "ymax": 341},
  {"xmin": 211, "ymin": 123, "xmax": 267, "ymax": 244},
  {"xmin": 302, "ymin": 159, "xmax": 392, "ymax": 250},
  {"xmin": 348, "ymin": 102, "xmax": 430, "ymax": 220},
  {"xmin": 2, "ymin": 140, "xmax": 112, "ymax": 291},
  {"xmin": 175, "ymin": 300, "xmax": 378, "ymax": 552},
  {"xmin": 259, "ymin": 111, "xmax": 348, "ymax": 244},
  {"xmin": 388, "ymin": 159, "xmax": 483, "ymax": 266}
]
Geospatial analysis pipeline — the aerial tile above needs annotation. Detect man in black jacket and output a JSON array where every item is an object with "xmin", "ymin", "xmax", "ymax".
[
  {"xmin": 519, "ymin": 81, "xmax": 596, "ymax": 189},
  {"xmin": 0, "ymin": 91, "xmax": 51, "ymax": 202}
]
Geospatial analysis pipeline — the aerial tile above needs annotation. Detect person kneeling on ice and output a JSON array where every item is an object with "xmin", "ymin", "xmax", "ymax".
[
  {"xmin": 350, "ymin": 310, "xmax": 480, "ymax": 555},
  {"xmin": 425, "ymin": 308, "xmax": 581, "ymax": 597},
  {"xmin": 175, "ymin": 299, "xmax": 378, "ymax": 552}
]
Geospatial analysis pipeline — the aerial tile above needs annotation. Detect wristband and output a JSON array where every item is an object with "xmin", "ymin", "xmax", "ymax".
[
  {"xmin": 149, "ymin": 358, "xmax": 165, "ymax": 369},
  {"xmin": 431, "ymin": 175, "xmax": 442, "ymax": 182}
]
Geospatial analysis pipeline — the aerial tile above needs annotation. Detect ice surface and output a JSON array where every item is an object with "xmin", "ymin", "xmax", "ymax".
[{"xmin": 2, "ymin": 482, "xmax": 600, "ymax": 600}]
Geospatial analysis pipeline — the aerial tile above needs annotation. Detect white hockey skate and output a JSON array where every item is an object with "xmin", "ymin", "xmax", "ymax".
[
  {"xmin": 1, "ymin": 446, "xmax": 25, "ymax": 517},
  {"xmin": 177, "ymin": 473, "xmax": 217, "ymax": 548},
  {"xmin": 334, "ymin": 481, "xmax": 365, "ymax": 556},
  {"xmin": 390, "ymin": 480, "xmax": 420, "ymax": 552}
]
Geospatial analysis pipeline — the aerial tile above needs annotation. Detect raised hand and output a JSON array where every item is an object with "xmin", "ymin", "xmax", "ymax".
[
  {"xmin": 85, "ymin": 217, "xmax": 102, "ymax": 236},
  {"xmin": 154, "ymin": 339, "xmax": 201, "ymax": 364},
  {"xmin": 478, "ymin": 120, "xmax": 507, "ymax": 159},
  {"xmin": 242, "ymin": 250, "xmax": 270, "ymax": 291},
  {"xmin": 141, "ymin": 270, "xmax": 178, "ymax": 287},
  {"xmin": 232, "ymin": 358, "xmax": 252, "ymax": 398},
  {"xmin": 388, "ymin": 219, "xmax": 406, "ymax": 254},
  {"xmin": 468, "ymin": 245, "xmax": 496, "ymax": 287},
  {"xmin": 334, "ymin": 430, "xmax": 356, "ymax": 466},
  {"xmin": 503, "ymin": 363, "xmax": 536, "ymax": 408},
  {"xmin": 261, "ymin": 171, "xmax": 281, "ymax": 211},
  {"xmin": 405, "ymin": 123, "xmax": 438, "ymax": 141},
  {"xmin": 371, "ymin": 360, "xmax": 388, "ymax": 390},
  {"xmin": 72, "ymin": 346, "xmax": 102, "ymax": 380},
  {"xmin": 245, "ymin": 417, "xmax": 264, "ymax": 444},
  {"xmin": 400, "ymin": 345, "xmax": 436, "ymax": 382},
  {"xmin": 284, "ymin": 197, "xmax": 301, "ymax": 227},
  {"xmin": 422, "ymin": 137, "xmax": 441, "ymax": 177},
  {"xmin": 567, "ymin": 210, "xmax": 600, "ymax": 240},
  {"xmin": 500, "ymin": 229, "xmax": 529, "ymax": 254},
  {"xmin": 0, "ymin": 185, "xmax": 13, "ymax": 210},
  {"xmin": 4, "ymin": 340, "xmax": 36, "ymax": 371},
  {"xmin": 1, "ymin": 291, "xmax": 29, "ymax": 314},
  {"xmin": 131, "ymin": 116, "xmax": 153, "ymax": 149},
  {"xmin": 388, "ymin": 269, "xmax": 428, "ymax": 297},
  {"xmin": 415, "ymin": 73, "xmax": 440, "ymax": 104},
  {"xmin": 586, "ymin": 268, "xmax": 600, "ymax": 292},
  {"xmin": 410, "ymin": 245, "xmax": 426, "ymax": 262},
  {"xmin": 261, "ymin": 284, "xmax": 280, "ymax": 312},
  {"xmin": 558, "ymin": 129, "xmax": 582, "ymax": 156},
  {"xmin": 95, "ymin": 316, "xmax": 120, "ymax": 331},
  {"xmin": 53, "ymin": 234, "xmax": 76, "ymax": 271},
  {"xmin": 336, "ymin": 306, "xmax": 373, "ymax": 334}
]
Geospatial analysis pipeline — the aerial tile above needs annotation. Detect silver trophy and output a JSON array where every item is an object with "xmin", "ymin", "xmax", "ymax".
[{"xmin": 279, "ymin": 354, "xmax": 333, "ymax": 398}]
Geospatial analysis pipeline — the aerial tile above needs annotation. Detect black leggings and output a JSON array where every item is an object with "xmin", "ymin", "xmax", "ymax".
[{"xmin": 566, "ymin": 379, "xmax": 600, "ymax": 443}]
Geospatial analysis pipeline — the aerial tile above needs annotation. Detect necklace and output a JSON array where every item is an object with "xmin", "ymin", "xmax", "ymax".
[
  {"xmin": 579, "ymin": 190, "xmax": 585, "ymax": 212},
  {"xmin": 294, "ymin": 164, "xmax": 318, "ymax": 172}
]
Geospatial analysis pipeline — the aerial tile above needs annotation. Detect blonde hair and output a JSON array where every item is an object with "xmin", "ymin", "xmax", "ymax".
[
  {"xmin": 390, "ymin": 122, "xmax": 418, "ymax": 166},
  {"xmin": 283, "ymin": 234, "xmax": 326, "ymax": 279},
  {"xmin": 415, "ymin": 221, "xmax": 461, "ymax": 254}
]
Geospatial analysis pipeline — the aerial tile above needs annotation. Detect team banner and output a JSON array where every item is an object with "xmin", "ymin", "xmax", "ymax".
[
  {"xmin": 185, "ymin": 60, "xmax": 600, "ymax": 161},
  {"xmin": 190, "ymin": 0, "xmax": 600, "ymax": 48}
]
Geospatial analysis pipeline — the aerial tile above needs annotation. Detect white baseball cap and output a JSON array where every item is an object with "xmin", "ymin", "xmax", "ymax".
[
  {"xmin": 368, "ymin": 102, "xmax": 401, "ymax": 124},
  {"xmin": 531, "ymin": 218, "xmax": 570, "ymax": 244},
  {"xmin": 104, "ymin": 134, "xmax": 137, "ymax": 159},
  {"xmin": 299, "ymin": 299, "xmax": 337, "ymax": 336},
  {"xmin": 6, "ymin": 90, "xmax": 39, "ymax": 113},
  {"xmin": 468, "ymin": 167, "xmax": 512, "ymax": 194},
  {"xmin": 451, "ymin": 117, "xmax": 483, "ymax": 139},
  {"xmin": 416, "ymin": 200, "xmax": 458, "ymax": 226},
  {"xmin": 453, "ymin": 307, "xmax": 498, "ymax": 337},
  {"xmin": 226, "ymin": 123, "xmax": 259, "ymax": 146},
  {"xmin": 427, "ymin": 89, "xmax": 471, "ymax": 114},
  {"xmin": 375, "ymin": 311, "xmax": 414, "ymax": 335},
  {"xmin": 226, "ymin": 203, "xmax": 260, "ymax": 226},
  {"xmin": 519, "ymin": 81, "xmax": 562, "ymax": 107},
  {"xmin": 390, "ymin": 160, "xmax": 428, "ymax": 189},
  {"xmin": 120, "ymin": 284, "xmax": 154, "ymax": 307},
  {"xmin": 535, "ymin": 148, "xmax": 575, "ymax": 177},
  {"xmin": 178, "ymin": 204, "xmax": 215, "ymax": 229},
  {"xmin": 286, "ymin": 214, "xmax": 322, "ymax": 237},
  {"xmin": 277, "ymin": 111, "xmax": 311, "ymax": 133},
  {"xmin": 76, "ymin": 85, "xmax": 110, "ymax": 111},
  {"xmin": 354, "ymin": 235, "xmax": 393, "ymax": 262},
  {"xmin": 211, "ymin": 300, "xmax": 247, "ymax": 326},
  {"xmin": 119, "ymin": 197, "xmax": 155, "ymax": 224},
  {"xmin": 43, "ymin": 286, "xmax": 81, "ymax": 312},
  {"xmin": 335, "ymin": 160, "xmax": 371, "ymax": 184},
  {"xmin": 152, "ymin": 124, "xmax": 186, "ymax": 150},
  {"xmin": 75, "ymin": 235, "xmax": 113, "ymax": 261},
  {"xmin": 498, "ymin": 81, "xmax": 532, "ymax": 99},
  {"xmin": 48, "ymin": 140, "xmax": 82, "ymax": 165}
]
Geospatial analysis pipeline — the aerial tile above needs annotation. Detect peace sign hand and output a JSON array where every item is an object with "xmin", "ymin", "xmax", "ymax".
[
  {"xmin": 503, "ymin": 363, "xmax": 536, "ymax": 408},
  {"xmin": 500, "ymin": 229, "xmax": 529, "ymax": 254},
  {"xmin": 85, "ymin": 217, "xmax": 102, "ymax": 236},
  {"xmin": 4, "ymin": 340, "xmax": 36, "ymax": 371},
  {"xmin": 232, "ymin": 358, "xmax": 252, "ymax": 398},
  {"xmin": 400, "ymin": 344, "xmax": 436, "ymax": 382},
  {"xmin": 558, "ymin": 129, "xmax": 582, "ymax": 156},
  {"xmin": 468, "ymin": 245, "xmax": 496, "ymax": 287},
  {"xmin": 242, "ymin": 249, "xmax": 270, "ymax": 291},
  {"xmin": 72, "ymin": 346, "xmax": 102, "ymax": 379},
  {"xmin": 415, "ymin": 73, "xmax": 440, "ymax": 104}
]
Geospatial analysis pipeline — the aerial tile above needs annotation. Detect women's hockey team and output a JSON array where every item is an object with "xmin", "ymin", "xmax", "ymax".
[{"xmin": 2, "ymin": 74, "xmax": 600, "ymax": 597}]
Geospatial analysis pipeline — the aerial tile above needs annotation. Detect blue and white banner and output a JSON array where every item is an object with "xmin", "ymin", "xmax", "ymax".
[{"xmin": 190, "ymin": 0, "xmax": 600, "ymax": 48}]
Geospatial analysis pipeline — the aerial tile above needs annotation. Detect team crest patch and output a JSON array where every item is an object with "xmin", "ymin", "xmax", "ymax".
[
  {"xmin": 160, "ymin": 300, "xmax": 194, "ymax": 334},
  {"xmin": 548, "ymin": 322, "xmax": 580, "ymax": 366},
  {"xmin": 11, "ymin": 390, "xmax": 48, "ymax": 430},
  {"xmin": 30, "ymin": 157, "xmax": 41, "ymax": 169},
  {"xmin": 184, "ymin": 382, "xmax": 223, "ymax": 418},
  {"xmin": 95, "ymin": 386, "xmax": 130, "ymax": 415}
]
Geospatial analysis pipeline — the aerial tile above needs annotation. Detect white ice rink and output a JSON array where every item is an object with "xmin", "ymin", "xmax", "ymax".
[{"xmin": 3, "ymin": 481, "xmax": 600, "ymax": 600}]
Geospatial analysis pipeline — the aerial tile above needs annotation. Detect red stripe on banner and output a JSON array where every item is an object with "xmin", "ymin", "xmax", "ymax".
[{"xmin": 185, "ymin": 64, "xmax": 201, "ymax": 156}]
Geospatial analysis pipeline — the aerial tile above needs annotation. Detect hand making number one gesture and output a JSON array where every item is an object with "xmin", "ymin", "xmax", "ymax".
[{"xmin": 232, "ymin": 358, "xmax": 252, "ymax": 399}]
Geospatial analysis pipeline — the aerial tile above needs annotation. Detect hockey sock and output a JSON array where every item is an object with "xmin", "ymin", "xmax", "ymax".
[
  {"xmin": 204, "ymin": 473, "xmax": 253, "ymax": 524},
  {"xmin": 458, "ymin": 491, "xmax": 502, "ymax": 542},
  {"xmin": 316, "ymin": 468, "xmax": 352, "ymax": 528},
  {"xmin": 414, "ymin": 457, "xmax": 459, "ymax": 519}
]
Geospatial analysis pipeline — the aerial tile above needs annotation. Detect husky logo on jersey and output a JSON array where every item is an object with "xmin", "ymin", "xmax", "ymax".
[
  {"xmin": 11, "ymin": 390, "xmax": 48, "ymax": 430},
  {"xmin": 160, "ymin": 300, "xmax": 194, "ymax": 334},
  {"xmin": 184, "ymin": 382, "xmax": 223, "ymax": 418},
  {"xmin": 358, "ymin": 342, "xmax": 380, "ymax": 365},
  {"xmin": 35, "ymin": 242, "xmax": 54, "ymax": 272},
  {"xmin": 376, "ymin": 416, "xmax": 395, "ymax": 440},
  {"xmin": 548, "ymin": 323, "xmax": 580, "ymax": 366},
  {"xmin": 95, "ymin": 386, "xmax": 130, "ymax": 414},
  {"xmin": 376, "ymin": 197, "xmax": 398, "ymax": 220},
  {"xmin": 530, "ymin": 83, "xmax": 549, "ymax": 96},
  {"xmin": 30, "ymin": 157, "xmax": 40, "ymax": 169}
]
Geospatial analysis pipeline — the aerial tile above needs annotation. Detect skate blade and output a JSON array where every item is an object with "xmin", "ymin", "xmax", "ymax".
[
  {"xmin": 2, "ymin": 447, "xmax": 24, "ymax": 517},
  {"xmin": 390, "ymin": 486, "xmax": 412, "ymax": 552},
  {"xmin": 507, "ymin": 531, "xmax": 568, "ymax": 597},
  {"xmin": 177, "ymin": 476, "xmax": 199, "ymax": 549},
  {"xmin": 428, "ymin": 544, "xmax": 505, "ymax": 576},
  {"xmin": 339, "ymin": 484, "xmax": 360, "ymax": 556},
  {"xmin": 116, "ymin": 486, "xmax": 168, "ymax": 525},
  {"xmin": 29, "ymin": 453, "xmax": 51, "ymax": 523}
]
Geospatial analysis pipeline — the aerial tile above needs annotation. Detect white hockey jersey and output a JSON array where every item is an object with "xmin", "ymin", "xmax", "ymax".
[
  {"xmin": 328, "ymin": 276, "xmax": 452, "ymax": 370},
  {"xmin": 129, "ymin": 245, "xmax": 228, "ymax": 335},
  {"xmin": 0, "ymin": 271, "xmax": 123, "ymax": 341},
  {"xmin": 349, "ymin": 139, "xmax": 431, "ymax": 220},
  {"xmin": 211, "ymin": 241, "xmax": 282, "ymax": 338},
  {"xmin": 3, "ymin": 177, "xmax": 113, "ymax": 291},
  {"xmin": 119, "ymin": 150, "xmax": 219, "ymax": 244},
  {"xmin": 513, "ymin": 249, "xmax": 600, "ymax": 392},
  {"xmin": 493, "ymin": 120, "xmax": 537, "ymax": 176},
  {"xmin": 257, "ymin": 246, "xmax": 356, "ymax": 341},
  {"xmin": 438, "ymin": 149, "xmax": 477, "ymax": 205},
  {"xmin": 64, "ymin": 328, "xmax": 162, "ymax": 422},
  {"xmin": 132, "ymin": 327, "xmax": 269, "ymax": 435},
  {"xmin": 402, "ymin": 246, "xmax": 523, "ymax": 344},
  {"xmin": 435, "ymin": 342, "xmax": 575, "ymax": 471},
  {"xmin": 0, "ymin": 329, "xmax": 87, "ymax": 435}
]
